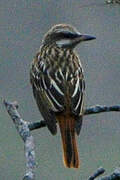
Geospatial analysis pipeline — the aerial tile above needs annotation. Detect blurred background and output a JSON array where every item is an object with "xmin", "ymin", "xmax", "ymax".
[{"xmin": 0, "ymin": 0, "xmax": 120, "ymax": 179}]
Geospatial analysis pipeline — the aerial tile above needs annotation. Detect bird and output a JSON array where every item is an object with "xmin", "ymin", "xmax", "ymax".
[{"xmin": 30, "ymin": 24, "xmax": 96, "ymax": 168}]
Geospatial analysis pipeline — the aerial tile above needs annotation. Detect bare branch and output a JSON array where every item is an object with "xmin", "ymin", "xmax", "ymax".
[
  {"xmin": 28, "ymin": 104, "xmax": 120, "ymax": 131},
  {"xmin": 88, "ymin": 167, "xmax": 105, "ymax": 180},
  {"xmin": 28, "ymin": 121, "xmax": 46, "ymax": 131},
  {"xmin": 106, "ymin": 0, "xmax": 120, "ymax": 4},
  {"xmin": 85, "ymin": 104, "xmax": 120, "ymax": 115},
  {"xmin": 3, "ymin": 100, "xmax": 36, "ymax": 180},
  {"xmin": 88, "ymin": 167, "xmax": 120, "ymax": 180}
]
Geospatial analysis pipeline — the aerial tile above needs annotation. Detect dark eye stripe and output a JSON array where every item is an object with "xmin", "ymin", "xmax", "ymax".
[{"xmin": 54, "ymin": 31, "xmax": 80, "ymax": 39}]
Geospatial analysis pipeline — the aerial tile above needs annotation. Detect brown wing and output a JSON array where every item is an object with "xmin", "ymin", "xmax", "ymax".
[
  {"xmin": 30, "ymin": 55, "xmax": 65, "ymax": 135},
  {"xmin": 69, "ymin": 65, "xmax": 85, "ymax": 135},
  {"xmin": 30, "ymin": 64, "xmax": 57, "ymax": 135}
]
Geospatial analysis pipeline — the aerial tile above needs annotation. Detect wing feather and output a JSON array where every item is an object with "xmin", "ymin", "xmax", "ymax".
[
  {"xmin": 71, "ymin": 75, "xmax": 85, "ymax": 116},
  {"xmin": 30, "ymin": 56, "xmax": 65, "ymax": 113}
]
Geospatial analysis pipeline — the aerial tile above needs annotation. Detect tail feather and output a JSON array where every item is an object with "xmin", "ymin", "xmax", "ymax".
[{"xmin": 57, "ymin": 114, "xmax": 79, "ymax": 168}]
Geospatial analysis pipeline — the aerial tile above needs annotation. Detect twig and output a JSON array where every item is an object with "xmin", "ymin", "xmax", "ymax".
[
  {"xmin": 28, "ymin": 121, "xmax": 46, "ymax": 131},
  {"xmin": 88, "ymin": 167, "xmax": 120, "ymax": 180},
  {"xmin": 3, "ymin": 100, "xmax": 36, "ymax": 180},
  {"xmin": 28, "ymin": 104, "xmax": 120, "ymax": 131},
  {"xmin": 85, "ymin": 104, "xmax": 120, "ymax": 115},
  {"xmin": 106, "ymin": 0, "xmax": 120, "ymax": 4},
  {"xmin": 88, "ymin": 167, "xmax": 105, "ymax": 180}
]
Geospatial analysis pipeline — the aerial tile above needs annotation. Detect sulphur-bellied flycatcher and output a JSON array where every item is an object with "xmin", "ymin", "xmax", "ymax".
[{"xmin": 30, "ymin": 24, "xmax": 96, "ymax": 168}]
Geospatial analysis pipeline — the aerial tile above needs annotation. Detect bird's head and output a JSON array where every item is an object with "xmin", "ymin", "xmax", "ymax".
[{"xmin": 42, "ymin": 24, "xmax": 96, "ymax": 49}]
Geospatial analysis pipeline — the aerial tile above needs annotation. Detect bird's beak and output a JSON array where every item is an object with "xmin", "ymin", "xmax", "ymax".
[
  {"xmin": 68, "ymin": 32, "xmax": 96, "ymax": 48},
  {"xmin": 75, "ymin": 33, "xmax": 96, "ymax": 42}
]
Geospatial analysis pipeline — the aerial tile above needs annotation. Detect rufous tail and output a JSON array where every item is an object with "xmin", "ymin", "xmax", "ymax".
[{"xmin": 57, "ymin": 114, "xmax": 79, "ymax": 168}]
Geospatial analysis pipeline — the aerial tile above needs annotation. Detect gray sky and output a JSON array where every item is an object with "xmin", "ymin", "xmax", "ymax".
[{"xmin": 0, "ymin": 0, "xmax": 120, "ymax": 179}]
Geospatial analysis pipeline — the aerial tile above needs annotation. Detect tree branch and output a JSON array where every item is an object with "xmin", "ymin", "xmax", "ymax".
[
  {"xmin": 85, "ymin": 104, "xmax": 120, "ymax": 115},
  {"xmin": 3, "ymin": 100, "xmax": 120, "ymax": 179},
  {"xmin": 88, "ymin": 167, "xmax": 105, "ymax": 180},
  {"xmin": 88, "ymin": 167, "xmax": 120, "ymax": 180},
  {"xmin": 28, "ymin": 104, "xmax": 120, "ymax": 131},
  {"xmin": 3, "ymin": 100, "xmax": 36, "ymax": 180},
  {"xmin": 106, "ymin": 0, "xmax": 120, "ymax": 4}
]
